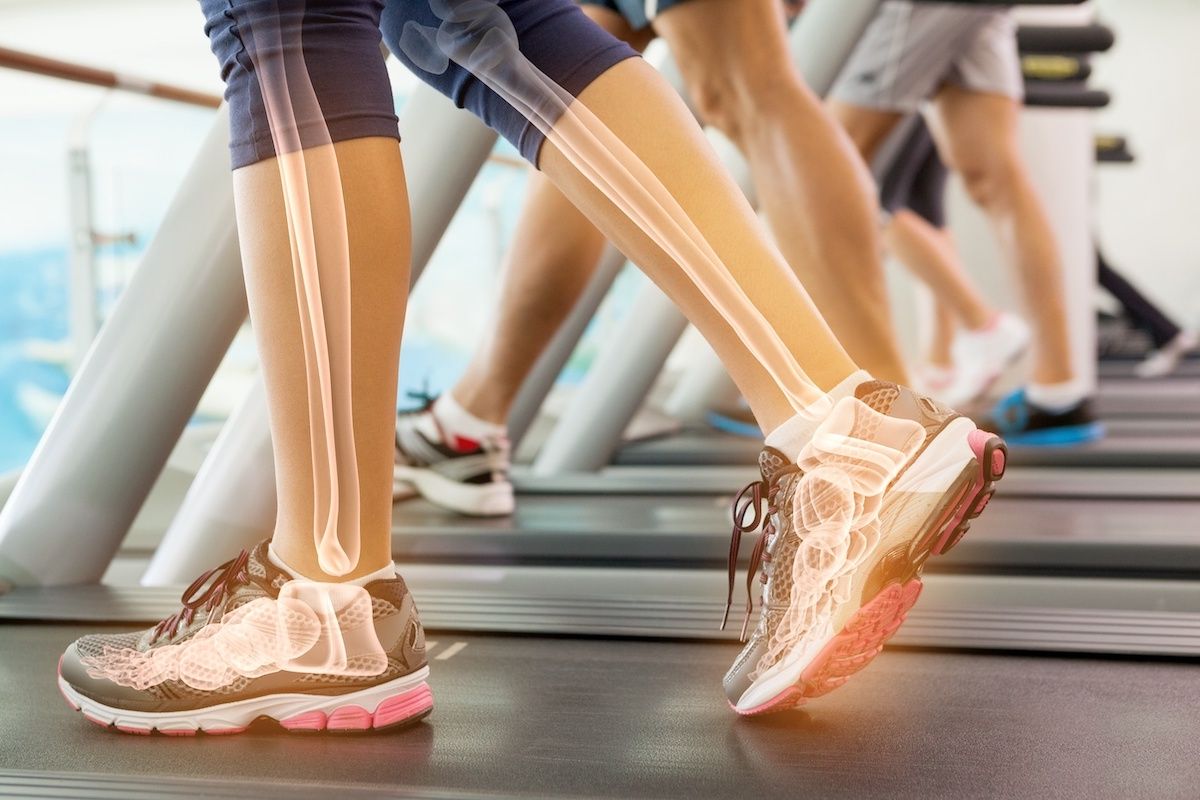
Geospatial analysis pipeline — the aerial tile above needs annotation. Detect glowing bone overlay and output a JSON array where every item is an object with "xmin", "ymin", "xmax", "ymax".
[
  {"xmin": 398, "ymin": 2, "xmax": 939, "ymax": 673},
  {"xmin": 90, "ymin": 1, "xmax": 918, "ymax": 690},
  {"xmin": 399, "ymin": 0, "xmax": 829, "ymax": 414},
  {"xmin": 82, "ymin": 581, "xmax": 388, "ymax": 690},
  {"xmin": 754, "ymin": 397, "xmax": 924, "ymax": 676},
  {"xmin": 243, "ymin": 0, "xmax": 362, "ymax": 578}
]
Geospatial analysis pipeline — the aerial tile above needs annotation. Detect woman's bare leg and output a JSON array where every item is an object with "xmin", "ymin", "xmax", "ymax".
[
  {"xmin": 536, "ymin": 58, "xmax": 857, "ymax": 432},
  {"xmin": 933, "ymin": 86, "xmax": 1074, "ymax": 386},
  {"xmin": 928, "ymin": 297, "xmax": 958, "ymax": 368},
  {"xmin": 447, "ymin": 9, "xmax": 650, "ymax": 426},
  {"xmin": 234, "ymin": 137, "xmax": 410, "ymax": 580},
  {"xmin": 449, "ymin": 172, "xmax": 605, "ymax": 424}
]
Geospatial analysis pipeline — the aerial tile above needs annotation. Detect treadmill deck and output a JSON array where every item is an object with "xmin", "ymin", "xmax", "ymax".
[{"xmin": 4, "ymin": 624, "xmax": 1197, "ymax": 800}]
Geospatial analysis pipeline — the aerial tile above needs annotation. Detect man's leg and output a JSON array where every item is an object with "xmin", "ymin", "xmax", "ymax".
[
  {"xmin": 885, "ymin": 209, "xmax": 992, "ymax": 331},
  {"xmin": 931, "ymin": 86, "xmax": 1074, "ymax": 388},
  {"xmin": 450, "ymin": 7, "xmax": 654, "ymax": 425},
  {"xmin": 654, "ymin": 0, "xmax": 909, "ymax": 384}
]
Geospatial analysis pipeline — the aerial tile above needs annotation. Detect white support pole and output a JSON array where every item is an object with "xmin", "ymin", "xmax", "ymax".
[
  {"xmin": 138, "ymin": 381, "xmax": 276, "ymax": 586},
  {"xmin": 507, "ymin": 244, "xmax": 627, "ymax": 449},
  {"xmin": 143, "ymin": 85, "xmax": 499, "ymax": 585},
  {"xmin": 532, "ymin": 284, "xmax": 687, "ymax": 474},
  {"xmin": 0, "ymin": 108, "xmax": 244, "ymax": 587},
  {"xmin": 65, "ymin": 106, "xmax": 102, "ymax": 373}
]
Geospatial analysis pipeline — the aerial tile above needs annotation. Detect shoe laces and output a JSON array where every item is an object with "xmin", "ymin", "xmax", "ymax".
[
  {"xmin": 151, "ymin": 549, "xmax": 252, "ymax": 643},
  {"xmin": 722, "ymin": 477, "xmax": 780, "ymax": 642},
  {"xmin": 402, "ymin": 386, "xmax": 437, "ymax": 414}
]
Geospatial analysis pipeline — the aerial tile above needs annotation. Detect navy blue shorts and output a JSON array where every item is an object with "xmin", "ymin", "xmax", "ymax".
[
  {"xmin": 878, "ymin": 118, "xmax": 948, "ymax": 228},
  {"xmin": 200, "ymin": 0, "xmax": 639, "ymax": 169}
]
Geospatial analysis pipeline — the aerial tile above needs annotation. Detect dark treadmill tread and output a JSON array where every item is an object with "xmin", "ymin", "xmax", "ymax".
[
  {"xmin": 115, "ymin": 492, "xmax": 1200, "ymax": 576},
  {"xmin": 378, "ymin": 494, "xmax": 1200, "ymax": 574},
  {"xmin": 614, "ymin": 429, "xmax": 1200, "ymax": 469},
  {"xmin": 4, "ymin": 625, "xmax": 1197, "ymax": 800}
]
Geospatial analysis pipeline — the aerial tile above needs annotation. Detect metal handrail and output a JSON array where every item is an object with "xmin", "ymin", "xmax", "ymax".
[{"xmin": 0, "ymin": 45, "xmax": 221, "ymax": 108}]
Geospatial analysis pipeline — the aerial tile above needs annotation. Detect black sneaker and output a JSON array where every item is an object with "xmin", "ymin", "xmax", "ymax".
[
  {"xmin": 58, "ymin": 542, "xmax": 432, "ymax": 735},
  {"xmin": 393, "ymin": 397, "xmax": 514, "ymax": 516},
  {"xmin": 984, "ymin": 388, "xmax": 1104, "ymax": 446}
]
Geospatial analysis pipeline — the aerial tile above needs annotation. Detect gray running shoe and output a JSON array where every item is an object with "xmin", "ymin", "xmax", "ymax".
[
  {"xmin": 723, "ymin": 380, "xmax": 1006, "ymax": 715},
  {"xmin": 58, "ymin": 541, "xmax": 432, "ymax": 735}
]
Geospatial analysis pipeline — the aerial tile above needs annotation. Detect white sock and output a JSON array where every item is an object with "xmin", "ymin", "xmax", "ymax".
[
  {"xmin": 268, "ymin": 543, "xmax": 396, "ymax": 586},
  {"xmin": 764, "ymin": 369, "xmax": 872, "ymax": 461},
  {"xmin": 421, "ymin": 392, "xmax": 506, "ymax": 452},
  {"xmin": 1026, "ymin": 378, "xmax": 1089, "ymax": 413}
]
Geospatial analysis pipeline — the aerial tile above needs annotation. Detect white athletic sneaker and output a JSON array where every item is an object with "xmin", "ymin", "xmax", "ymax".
[
  {"xmin": 393, "ymin": 399, "xmax": 515, "ymax": 517},
  {"xmin": 1136, "ymin": 330, "xmax": 1198, "ymax": 379},
  {"xmin": 915, "ymin": 362, "xmax": 956, "ymax": 398},
  {"xmin": 942, "ymin": 312, "xmax": 1031, "ymax": 407}
]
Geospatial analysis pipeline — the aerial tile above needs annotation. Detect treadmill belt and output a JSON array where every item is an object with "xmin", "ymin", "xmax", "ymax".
[
  {"xmin": 614, "ymin": 429, "xmax": 1200, "ymax": 468},
  {"xmin": 4, "ymin": 624, "xmax": 1197, "ymax": 800}
]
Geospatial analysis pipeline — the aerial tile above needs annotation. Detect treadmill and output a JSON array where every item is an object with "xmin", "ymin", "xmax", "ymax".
[{"xmin": 2, "ymin": 2, "xmax": 1198, "ymax": 799}]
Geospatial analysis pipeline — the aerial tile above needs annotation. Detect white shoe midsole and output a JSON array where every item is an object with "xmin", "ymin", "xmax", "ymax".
[
  {"xmin": 393, "ymin": 464, "xmax": 514, "ymax": 516},
  {"xmin": 736, "ymin": 627, "xmax": 836, "ymax": 711},
  {"xmin": 61, "ymin": 666, "xmax": 430, "ymax": 731}
]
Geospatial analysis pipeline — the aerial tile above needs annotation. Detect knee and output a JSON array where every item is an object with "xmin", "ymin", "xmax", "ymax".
[
  {"xmin": 688, "ymin": 72, "xmax": 747, "ymax": 144},
  {"xmin": 957, "ymin": 156, "xmax": 1021, "ymax": 213},
  {"xmin": 687, "ymin": 59, "xmax": 804, "ymax": 147}
]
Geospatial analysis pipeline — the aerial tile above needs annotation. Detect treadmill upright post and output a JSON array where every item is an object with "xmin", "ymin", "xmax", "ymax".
[
  {"xmin": 0, "ymin": 108, "xmax": 245, "ymax": 587},
  {"xmin": 142, "ymin": 85, "xmax": 499, "ymax": 586},
  {"xmin": 532, "ymin": 284, "xmax": 688, "ymax": 474},
  {"xmin": 530, "ymin": 0, "xmax": 885, "ymax": 472},
  {"xmin": 507, "ymin": 244, "xmax": 628, "ymax": 449}
]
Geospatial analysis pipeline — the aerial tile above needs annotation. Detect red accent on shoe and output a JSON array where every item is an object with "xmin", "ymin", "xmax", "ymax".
[
  {"xmin": 115, "ymin": 724, "xmax": 151, "ymax": 735},
  {"xmin": 451, "ymin": 435, "xmax": 481, "ymax": 453},
  {"xmin": 732, "ymin": 428, "xmax": 1009, "ymax": 717},
  {"xmin": 932, "ymin": 430, "xmax": 1006, "ymax": 556}
]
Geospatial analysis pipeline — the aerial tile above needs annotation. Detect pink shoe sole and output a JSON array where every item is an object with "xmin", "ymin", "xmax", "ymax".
[{"xmin": 733, "ymin": 431, "xmax": 1008, "ymax": 717}]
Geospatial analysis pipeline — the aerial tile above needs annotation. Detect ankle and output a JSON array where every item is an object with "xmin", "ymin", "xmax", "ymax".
[
  {"xmin": 1026, "ymin": 377, "xmax": 1089, "ymax": 412},
  {"xmin": 765, "ymin": 369, "xmax": 872, "ymax": 460},
  {"xmin": 432, "ymin": 392, "xmax": 508, "ymax": 451},
  {"xmin": 268, "ymin": 540, "xmax": 394, "ymax": 584},
  {"xmin": 965, "ymin": 310, "xmax": 1000, "ymax": 333},
  {"xmin": 445, "ymin": 383, "xmax": 509, "ymax": 428}
]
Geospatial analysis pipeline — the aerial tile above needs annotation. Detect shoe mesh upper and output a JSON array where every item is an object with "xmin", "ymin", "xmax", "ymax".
[{"xmin": 65, "ymin": 541, "xmax": 426, "ymax": 706}]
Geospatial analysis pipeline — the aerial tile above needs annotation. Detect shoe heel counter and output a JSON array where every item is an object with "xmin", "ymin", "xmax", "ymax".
[
  {"xmin": 403, "ymin": 598, "xmax": 429, "ymax": 671},
  {"xmin": 371, "ymin": 578, "xmax": 429, "ymax": 672}
]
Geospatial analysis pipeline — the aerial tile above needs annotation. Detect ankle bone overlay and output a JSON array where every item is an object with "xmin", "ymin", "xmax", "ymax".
[
  {"xmin": 79, "ymin": 581, "xmax": 388, "ymax": 691},
  {"xmin": 751, "ymin": 397, "xmax": 924, "ymax": 678}
]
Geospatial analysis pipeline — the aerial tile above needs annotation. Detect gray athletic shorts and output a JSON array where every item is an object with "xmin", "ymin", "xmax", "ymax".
[{"xmin": 829, "ymin": 1, "xmax": 1023, "ymax": 113}]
